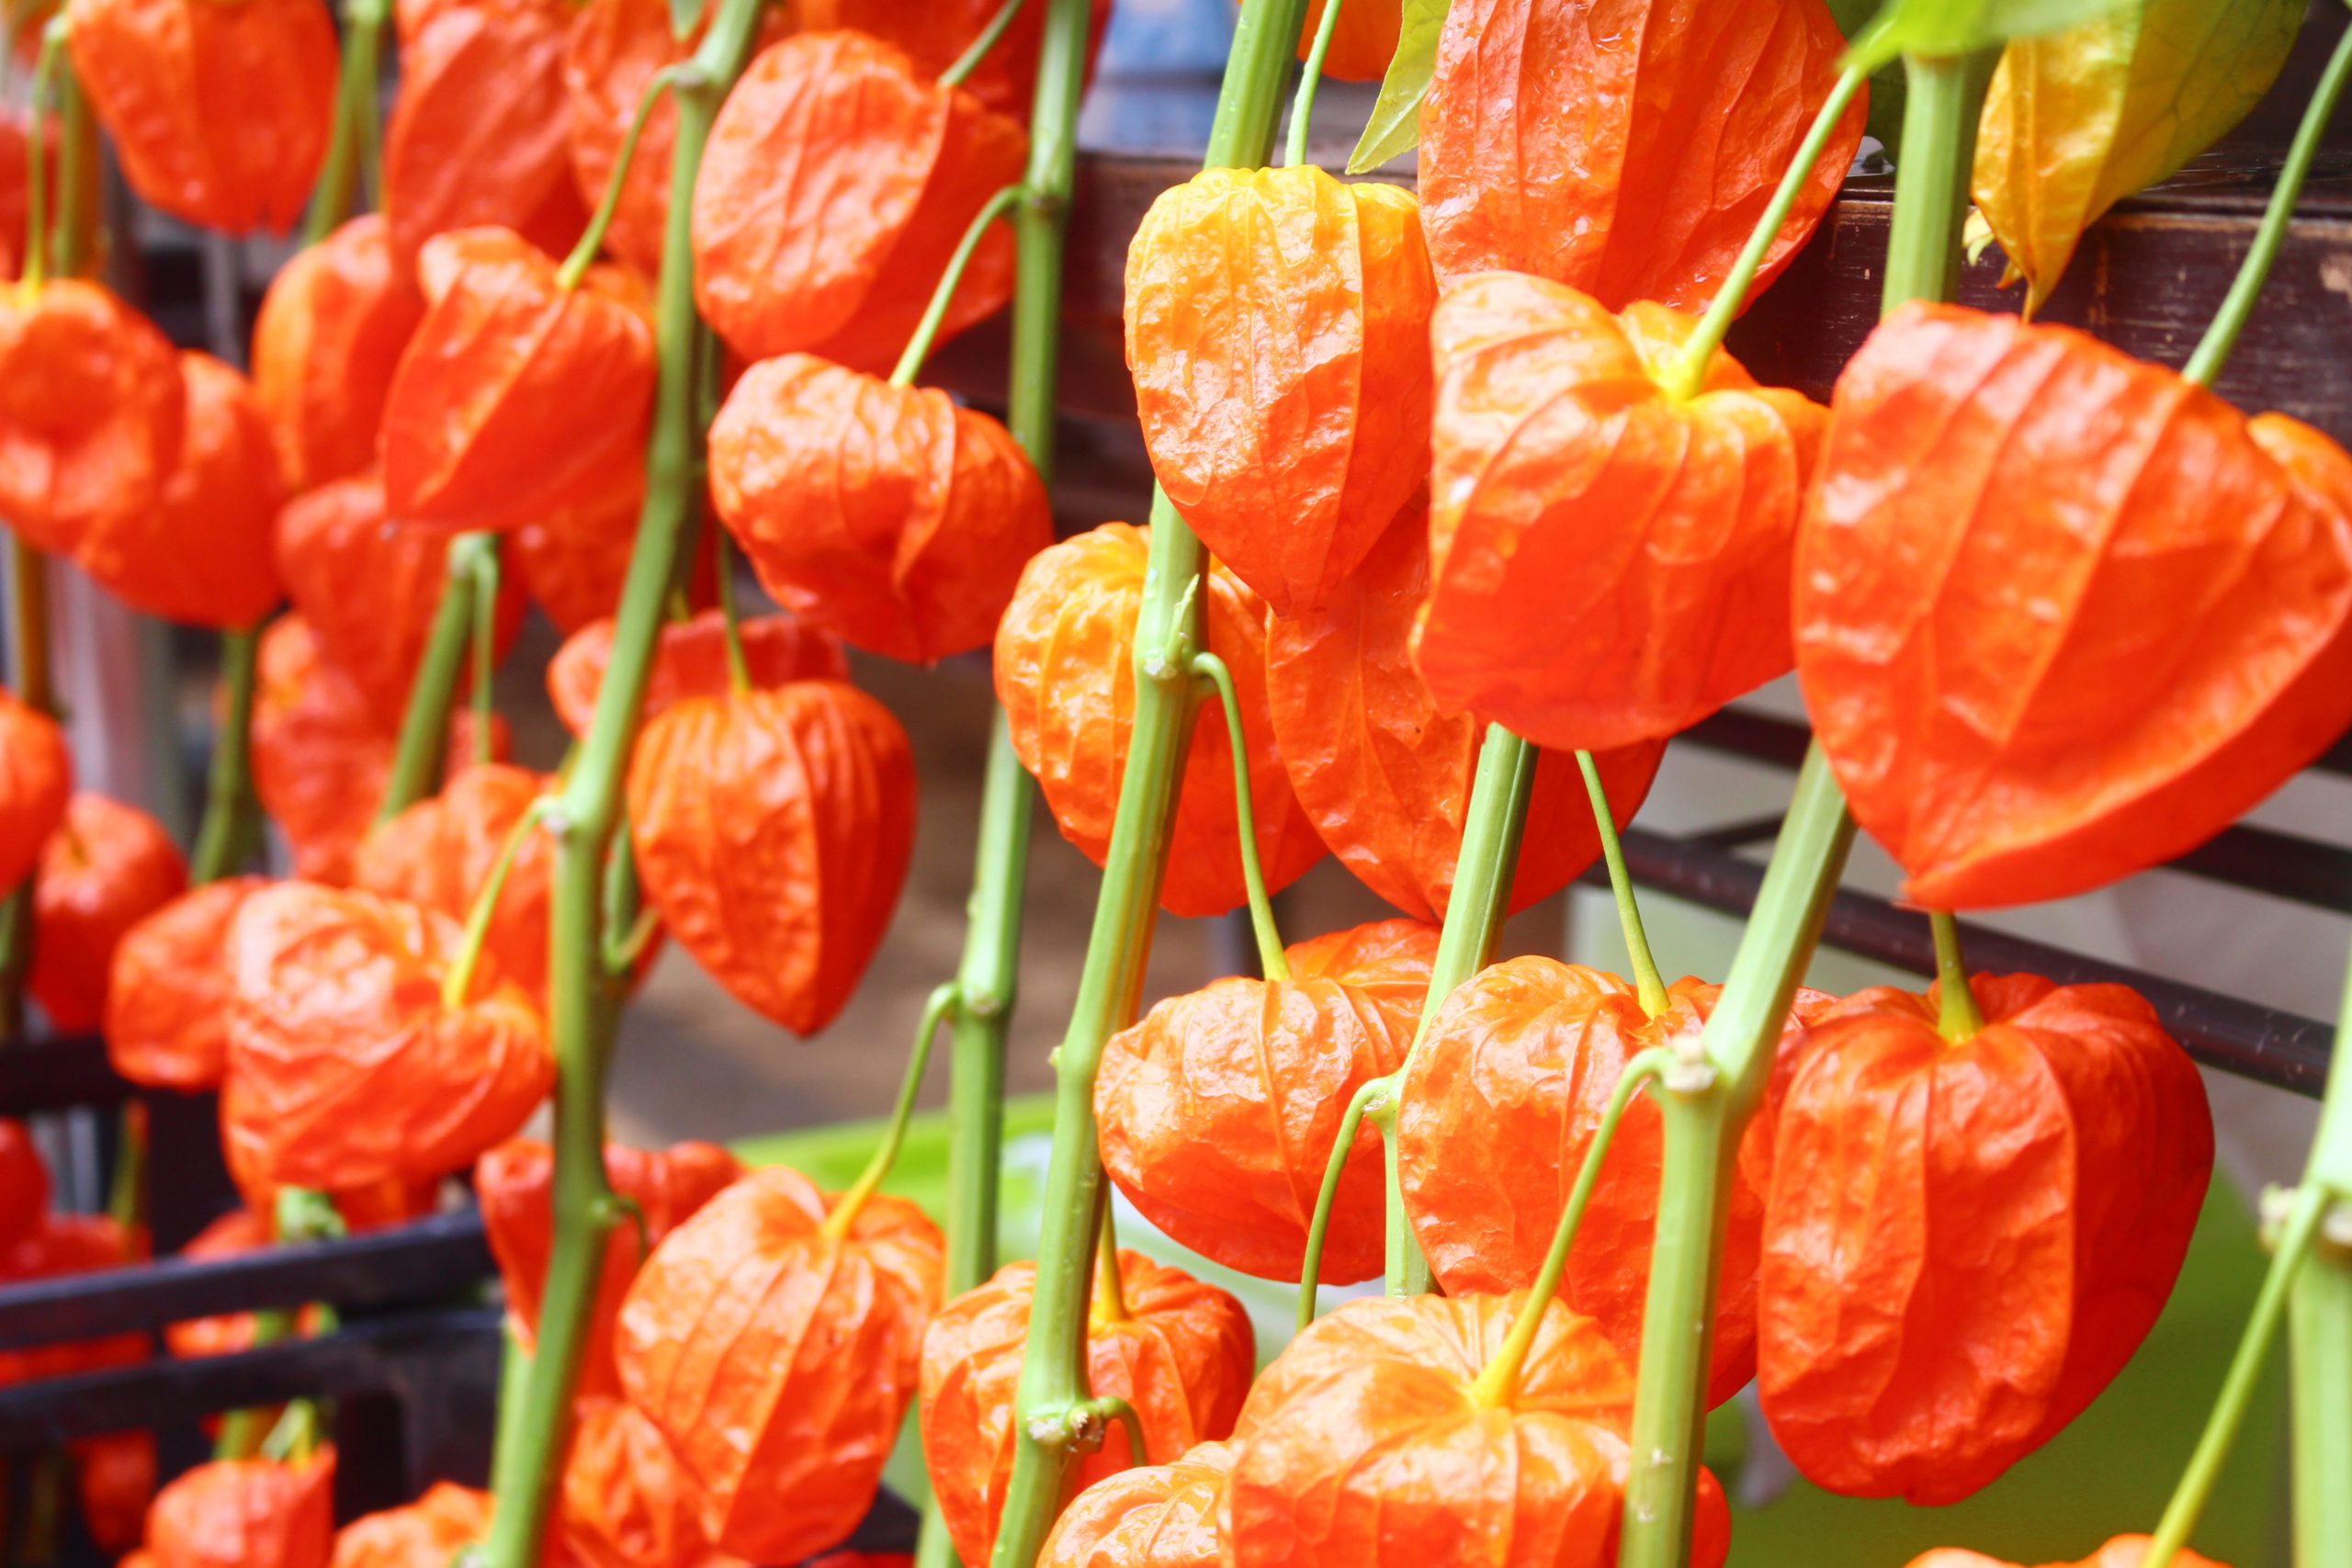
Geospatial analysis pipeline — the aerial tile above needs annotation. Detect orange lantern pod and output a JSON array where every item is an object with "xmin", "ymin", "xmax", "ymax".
[
  {"xmin": 1416, "ymin": 0, "xmax": 1859, "ymax": 308},
  {"xmin": 1793, "ymin": 302, "xmax": 2352, "ymax": 908},
  {"xmin": 355, "ymin": 763, "xmax": 554, "ymax": 998},
  {"xmin": 560, "ymin": 1396, "xmax": 729, "ymax": 1568},
  {"xmin": 1037, "ymin": 1440, "xmax": 1232, "ymax": 1568},
  {"xmin": 826, "ymin": 0, "xmax": 1113, "ymax": 122},
  {"xmin": 615, "ymin": 1164, "xmax": 944, "ymax": 1566},
  {"xmin": 63, "ymin": 0, "xmax": 335, "ymax": 233},
  {"xmin": 29, "ymin": 792, "xmax": 188, "ymax": 1034},
  {"xmin": 1417, "ymin": 270, "xmax": 1830, "ymax": 753},
  {"xmin": 382, "ymin": 0, "xmax": 586, "ymax": 268},
  {"xmin": 1295, "ymin": 0, "xmax": 1398, "ymax": 80},
  {"xmin": 328, "ymin": 1483, "xmax": 492, "ymax": 1568},
  {"xmin": 1396, "ymin": 958, "xmax": 1836, "ymax": 1409},
  {"xmin": 707, "ymin": 354, "xmax": 1052, "ymax": 661},
  {"xmin": 920, "ymin": 1249, "xmax": 1254, "ymax": 1568},
  {"xmin": 379, "ymin": 227, "xmax": 655, "ymax": 535},
  {"xmin": 1905, "ymin": 1540, "xmax": 2230, "ymax": 1568},
  {"xmin": 1095, "ymin": 919, "xmax": 1438, "ymax": 1285},
  {"xmin": 142, "ymin": 1450, "xmax": 335, "ymax": 1568},
  {"xmin": 105, "ymin": 875, "xmax": 268, "ymax": 1091},
  {"xmin": 1125, "ymin": 164, "xmax": 1432, "ymax": 616},
  {"xmin": 0, "ymin": 279, "xmax": 184, "ymax": 558},
  {"xmin": 76, "ymin": 352, "xmax": 286, "ymax": 629},
  {"xmin": 1223, "ymin": 1293, "xmax": 1730, "ymax": 1568},
  {"xmin": 0, "ymin": 1213, "xmax": 149, "ymax": 1383},
  {"xmin": 503, "ymin": 476, "xmax": 649, "ymax": 636},
  {"xmin": 995, "ymin": 523, "xmax": 1326, "ymax": 919},
  {"xmin": 0, "ymin": 1119, "xmax": 45, "ymax": 1249},
  {"xmin": 0, "ymin": 111, "xmax": 40, "ymax": 281},
  {"xmin": 545, "ymin": 608, "xmax": 847, "ymax": 739},
  {"xmin": 74, "ymin": 1429, "xmax": 155, "ymax": 1554},
  {"xmin": 1265, "ymin": 499, "xmax": 1665, "ymax": 920},
  {"xmin": 0, "ymin": 688, "xmax": 69, "ymax": 891},
  {"xmin": 250, "ymin": 216, "xmax": 426, "ymax": 493},
  {"xmin": 274, "ymin": 470, "xmax": 527, "ymax": 728},
  {"xmin": 692, "ymin": 31, "xmax": 1025, "ymax": 370},
  {"xmin": 1758, "ymin": 974, "xmax": 2212, "ymax": 1504},
  {"xmin": 627, "ymin": 682, "xmax": 915, "ymax": 1036},
  {"xmin": 476, "ymin": 1135, "xmax": 741, "ymax": 1398},
  {"xmin": 222, "ymin": 882, "xmax": 554, "ymax": 1190}
]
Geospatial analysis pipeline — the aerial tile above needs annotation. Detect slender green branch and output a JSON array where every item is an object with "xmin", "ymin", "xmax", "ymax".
[
  {"xmin": 712, "ymin": 528, "xmax": 750, "ymax": 694},
  {"xmin": 303, "ymin": 0, "xmax": 388, "ymax": 247},
  {"xmin": 825, "ymin": 984, "xmax": 956, "ymax": 1238},
  {"xmin": 379, "ymin": 535, "xmax": 492, "ymax": 824},
  {"xmin": 20, "ymin": 19, "xmax": 62, "ymax": 291},
  {"xmin": 2291, "ymin": 1232, "xmax": 2352, "ymax": 1564},
  {"xmin": 189, "ymin": 626, "xmax": 263, "ymax": 885},
  {"xmin": 939, "ymin": 0, "xmax": 1027, "ymax": 90},
  {"xmin": 438, "ymin": 799, "xmax": 548, "ymax": 1009},
  {"xmin": 888, "ymin": 183, "xmax": 1023, "ymax": 386},
  {"xmin": 47, "ymin": 41, "xmax": 91, "ymax": 281},
  {"xmin": 1091, "ymin": 1197, "xmax": 1127, "ymax": 1322},
  {"xmin": 2182, "ymin": 20, "xmax": 2352, "ymax": 389},
  {"xmin": 1295, "ymin": 1077, "xmax": 1380, "ymax": 1332},
  {"xmin": 1929, "ymin": 910, "xmax": 1981, "ymax": 1042},
  {"xmin": 1577, "ymin": 750, "xmax": 1666, "ymax": 1017},
  {"xmin": 1662, "ymin": 65, "xmax": 1866, "ymax": 400},
  {"xmin": 1283, "ymin": 0, "xmax": 1346, "ymax": 168},
  {"xmin": 469, "ymin": 538, "xmax": 500, "ymax": 767},
  {"xmin": 558, "ymin": 65, "xmax": 683, "ymax": 290},
  {"xmin": 1188, "ymin": 651, "xmax": 1286, "ymax": 980},
  {"xmin": 0, "ymin": 530, "xmax": 51, "ymax": 1035}
]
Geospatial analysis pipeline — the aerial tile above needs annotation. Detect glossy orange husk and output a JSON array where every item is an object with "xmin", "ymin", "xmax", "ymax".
[
  {"xmin": 379, "ymin": 228, "xmax": 655, "ymax": 534},
  {"xmin": 382, "ymin": 0, "xmax": 585, "ymax": 268},
  {"xmin": 1125, "ymin": 164, "xmax": 1432, "ymax": 616},
  {"xmin": 0, "ymin": 1213, "xmax": 148, "ymax": 1384},
  {"xmin": 223, "ymin": 883, "xmax": 553, "ymax": 1190},
  {"xmin": 616, "ymin": 1165, "xmax": 944, "ymax": 1566},
  {"xmin": 76, "ymin": 352, "xmax": 286, "ymax": 629},
  {"xmin": 627, "ymin": 682, "xmax": 915, "ymax": 1036},
  {"xmin": 1265, "ymin": 497, "xmax": 1665, "ymax": 920},
  {"xmin": 1418, "ymin": 271, "xmax": 1828, "ymax": 751},
  {"xmin": 0, "ymin": 279, "xmax": 184, "ymax": 557},
  {"xmin": 476, "ymin": 1135, "xmax": 740, "ymax": 1398},
  {"xmin": 0, "ymin": 1119, "xmax": 47, "ymax": 1250},
  {"xmin": 561, "ymin": 1395, "xmax": 733, "ymax": 1568},
  {"xmin": 141, "ymin": 1450, "xmax": 335, "ymax": 1568},
  {"xmin": 920, "ymin": 1250, "xmax": 1254, "ymax": 1568},
  {"xmin": 1794, "ymin": 301, "xmax": 2352, "ymax": 908},
  {"xmin": 1223, "ymin": 1293, "xmax": 1730, "ymax": 1568},
  {"xmin": 1417, "ymin": 0, "xmax": 1859, "ymax": 308},
  {"xmin": 709, "ymin": 354, "xmax": 1053, "ymax": 661},
  {"xmin": 1037, "ymin": 1440, "xmax": 1231, "ymax": 1568},
  {"xmin": 1905, "ymin": 1539, "xmax": 2230, "ymax": 1568},
  {"xmin": 64, "ymin": 0, "xmax": 336, "ymax": 233},
  {"xmin": 545, "ymin": 609, "xmax": 847, "ymax": 739},
  {"xmin": 355, "ymin": 763, "xmax": 554, "ymax": 998},
  {"xmin": 692, "ymin": 31, "xmax": 1024, "ymax": 369},
  {"xmin": 105, "ymin": 876, "xmax": 268, "ymax": 1091},
  {"xmin": 1096, "ymin": 919, "xmax": 1437, "ymax": 1284},
  {"xmin": 74, "ymin": 1429, "xmax": 155, "ymax": 1554},
  {"xmin": 504, "ymin": 478, "xmax": 653, "ymax": 636},
  {"xmin": 1758, "ymin": 974, "xmax": 2212, "ymax": 1504},
  {"xmin": 30, "ymin": 793, "xmax": 188, "ymax": 1034},
  {"xmin": 995, "ymin": 523, "xmax": 1326, "ymax": 919},
  {"xmin": 1295, "ymin": 0, "xmax": 1399, "ymax": 79},
  {"xmin": 250, "ymin": 217, "xmax": 426, "ymax": 492},
  {"xmin": 1397, "ymin": 959, "xmax": 1835, "ymax": 1408},
  {"xmin": 328, "ymin": 1483, "xmax": 494, "ymax": 1568},
  {"xmin": 0, "ymin": 690, "xmax": 69, "ymax": 891},
  {"xmin": 274, "ymin": 471, "xmax": 526, "ymax": 728},
  {"xmin": 0, "ymin": 111, "xmax": 47, "ymax": 283}
]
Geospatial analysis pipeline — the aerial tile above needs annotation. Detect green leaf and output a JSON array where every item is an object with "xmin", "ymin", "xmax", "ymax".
[
  {"xmin": 1343, "ymin": 0, "xmax": 1450, "ymax": 175},
  {"xmin": 1847, "ymin": 0, "xmax": 2128, "ymax": 72},
  {"xmin": 669, "ymin": 0, "xmax": 706, "ymax": 42}
]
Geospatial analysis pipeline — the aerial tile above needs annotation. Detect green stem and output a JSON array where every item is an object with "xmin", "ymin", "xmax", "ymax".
[
  {"xmin": 469, "ymin": 539, "xmax": 499, "ymax": 768},
  {"xmin": 712, "ymin": 528, "xmax": 750, "ymax": 694},
  {"xmin": 1283, "ymin": 0, "xmax": 1346, "ymax": 167},
  {"xmin": 302, "ymin": 0, "xmax": 387, "ymax": 247},
  {"xmin": 1662, "ymin": 65, "xmax": 1865, "ymax": 400},
  {"xmin": 1189, "ymin": 651, "xmax": 1286, "ymax": 980},
  {"xmin": 557, "ymin": 66, "xmax": 681, "ymax": 290},
  {"xmin": 2181, "ymin": 19, "xmax": 2352, "ymax": 389},
  {"xmin": 1577, "ymin": 750, "xmax": 1666, "ymax": 1017},
  {"xmin": 473, "ymin": 0, "xmax": 767, "ymax": 1558},
  {"xmin": 938, "ymin": 0, "xmax": 1026, "ymax": 90},
  {"xmin": 46, "ymin": 43, "xmax": 90, "ymax": 283},
  {"xmin": 0, "ymin": 532, "xmax": 51, "ymax": 1035},
  {"xmin": 1294, "ymin": 1077, "xmax": 1379, "ymax": 1332},
  {"xmin": 188, "ymin": 626, "xmax": 263, "ymax": 885},
  {"xmin": 2292, "ymin": 1232, "xmax": 2352, "ymax": 1566},
  {"xmin": 988, "ymin": 6, "xmax": 1307, "ymax": 1564},
  {"xmin": 1091, "ymin": 1197, "xmax": 1126, "ymax": 1322},
  {"xmin": 1930, "ymin": 910, "xmax": 1981, "ymax": 1042},
  {"xmin": 1472, "ymin": 1047, "xmax": 1672, "ymax": 1407},
  {"xmin": 439, "ymin": 800, "xmax": 548, "ymax": 1009},
  {"xmin": 888, "ymin": 183, "xmax": 1023, "ymax": 387},
  {"xmin": 825, "ymin": 985, "xmax": 956, "ymax": 1239},
  {"xmin": 379, "ymin": 535, "xmax": 492, "ymax": 825},
  {"xmin": 20, "ymin": 19, "xmax": 61, "ymax": 291}
]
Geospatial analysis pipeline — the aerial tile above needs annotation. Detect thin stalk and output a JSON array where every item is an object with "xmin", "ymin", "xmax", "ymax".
[
  {"xmin": 439, "ymin": 801, "xmax": 548, "ymax": 1009},
  {"xmin": 1930, "ymin": 910, "xmax": 1981, "ymax": 1042},
  {"xmin": 188, "ymin": 626, "xmax": 262, "ymax": 884},
  {"xmin": 1471, "ymin": 1047, "xmax": 1672, "ymax": 1407},
  {"xmin": 47, "ymin": 45, "xmax": 92, "ymax": 282},
  {"xmin": 557, "ymin": 66, "xmax": 682, "ymax": 291},
  {"xmin": 824, "ymin": 984, "xmax": 955, "ymax": 1239},
  {"xmin": 1619, "ymin": 57, "xmax": 1985, "ymax": 1566},
  {"xmin": 1090, "ymin": 1198, "xmax": 1128, "ymax": 1323},
  {"xmin": 469, "ymin": 539, "xmax": 499, "ymax": 767},
  {"xmin": 19, "ymin": 20, "xmax": 61, "ymax": 291},
  {"xmin": 1294, "ymin": 1078, "xmax": 1377, "ymax": 1332},
  {"xmin": 302, "ymin": 0, "xmax": 388, "ymax": 247},
  {"xmin": 940, "ymin": 0, "xmax": 1027, "ymax": 89},
  {"xmin": 888, "ymin": 183, "xmax": 1023, "ymax": 387},
  {"xmin": 379, "ymin": 535, "xmax": 493, "ymax": 824},
  {"xmin": 1189, "ymin": 651, "xmax": 1286, "ymax": 980},
  {"xmin": 988, "ymin": 4, "xmax": 1307, "ymax": 1562},
  {"xmin": 1662, "ymin": 65, "xmax": 1866, "ymax": 400},
  {"xmin": 1, "ymin": 523, "xmax": 51, "ymax": 1034},
  {"xmin": 712, "ymin": 529, "xmax": 750, "ymax": 694},
  {"xmin": 1577, "ymin": 750, "xmax": 1666, "ymax": 1017},
  {"xmin": 474, "ymin": 0, "xmax": 768, "ymax": 1557},
  {"xmin": 2182, "ymin": 19, "xmax": 2352, "ymax": 389},
  {"xmin": 1283, "ymin": 0, "xmax": 1346, "ymax": 168},
  {"xmin": 2292, "ymin": 1236, "xmax": 2352, "ymax": 1566}
]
